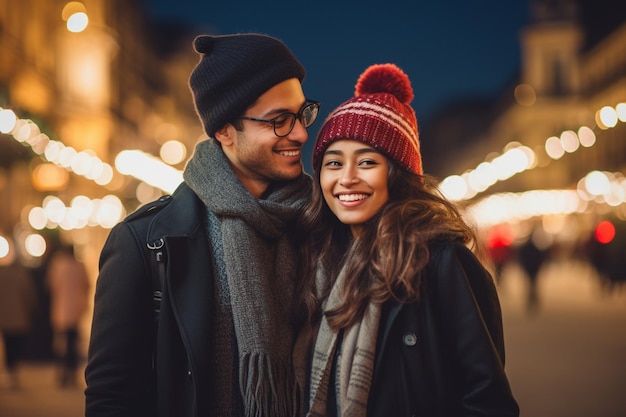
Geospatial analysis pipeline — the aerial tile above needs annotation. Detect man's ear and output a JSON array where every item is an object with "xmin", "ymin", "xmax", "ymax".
[{"xmin": 214, "ymin": 124, "xmax": 236, "ymax": 146}]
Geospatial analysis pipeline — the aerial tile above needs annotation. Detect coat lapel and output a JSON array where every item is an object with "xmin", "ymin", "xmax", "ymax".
[{"xmin": 372, "ymin": 300, "xmax": 404, "ymax": 380}]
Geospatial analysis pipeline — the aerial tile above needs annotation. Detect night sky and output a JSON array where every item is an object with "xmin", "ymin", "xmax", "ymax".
[{"xmin": 142, "ymin": 0, "xmax": 530, "ymax": 169}]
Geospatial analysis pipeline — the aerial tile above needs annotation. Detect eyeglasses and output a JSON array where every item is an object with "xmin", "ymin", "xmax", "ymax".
[{"xmin": 238, "ymin": 100, "xmax": 320, "ymax": 137}]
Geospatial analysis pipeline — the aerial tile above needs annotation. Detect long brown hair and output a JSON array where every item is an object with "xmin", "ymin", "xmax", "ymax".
[{"xmin": 297, "ymin": 161, "xmax": 482, "ymax": 331}]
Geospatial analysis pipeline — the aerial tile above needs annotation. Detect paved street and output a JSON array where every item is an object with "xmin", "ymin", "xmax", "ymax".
[
  {"xmin": 0, "ymin": 362, "xmax": 85, "ymax": 416},
  {"xmin": 0, "ymin": 258, "xmax": 625, "ymax": 417},
  {"xmin": 499, "ymin": 259, "xmax": 626, "ymax": 417}
]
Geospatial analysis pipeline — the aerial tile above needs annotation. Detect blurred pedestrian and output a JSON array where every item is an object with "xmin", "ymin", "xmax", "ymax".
[
  {"xmin": 518, "ymin": 232, "xmax": 549, "ymax": 314},
  {"xmin": 486, "ymin": 224, "xmax": 514, "ymax": 284},
  {"xmin": 46, "ymin": 244, "xmax": 90, "ymax": 388},
  {"xmin": 586, "ymin": 219, "xmax": 626, "ymax": 291},
  {"xmin": 0, "ymin": 260, "xmax": 37, "ymax": 389},
  {"xmin": 295, "ymin": 64, "xmax": 518, "ymax": 416}
]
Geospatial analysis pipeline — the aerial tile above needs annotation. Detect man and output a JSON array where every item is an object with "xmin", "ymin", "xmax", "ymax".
[{"xmin": 85, "ymin": 33, "xmax": 319, "ymax": 417}]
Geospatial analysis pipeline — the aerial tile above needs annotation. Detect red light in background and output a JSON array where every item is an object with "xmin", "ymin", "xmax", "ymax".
[
  {"xmin": 595, "ymin": 220, "xmax": 616, "ymax": 244},
  {"xmin": 487, "ymin": 224, "xmax": 514, "ymax": 248}
]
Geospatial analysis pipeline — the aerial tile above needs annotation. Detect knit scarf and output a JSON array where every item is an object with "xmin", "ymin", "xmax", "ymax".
[
  {"xmin": 299, "ymin": 258, "xmax": 381, "ymax": 417},
  {"xmin": 183, "ymin": 139, "xmax": 311, "ymax": 417}
]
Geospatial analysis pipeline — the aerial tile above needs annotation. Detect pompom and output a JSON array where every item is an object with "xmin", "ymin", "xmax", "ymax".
[{"xmin": 354, "ymin": 63, "xmax": 414, "ymax": 104}]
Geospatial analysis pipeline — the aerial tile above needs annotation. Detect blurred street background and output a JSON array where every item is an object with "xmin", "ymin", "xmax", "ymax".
[{"xmin": 1, "ymin": 0, "xmax": 626, "ymax": 416}]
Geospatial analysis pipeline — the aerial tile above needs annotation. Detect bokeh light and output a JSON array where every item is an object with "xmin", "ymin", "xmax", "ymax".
[
  {"xmin": 0, "ymin": 235, "xmax": 9, "ymax": 259},
  {"xmin": 24, "ymin": 233, "xmax": 46, "ymax": 257},
  {"xmin": 594, "ymin": 220, "xmax": 616, "ymax": 244}
]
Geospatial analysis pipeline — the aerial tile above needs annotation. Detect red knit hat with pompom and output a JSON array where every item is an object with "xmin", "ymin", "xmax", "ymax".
[{"xmin": 313, "ymin": 63, "xmax": 422, "ymax": 175}]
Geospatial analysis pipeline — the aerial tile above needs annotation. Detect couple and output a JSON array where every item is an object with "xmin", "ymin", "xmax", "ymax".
[{"xmin": 84, "ymin": 33, "xmax": 519, "ymax": 417}]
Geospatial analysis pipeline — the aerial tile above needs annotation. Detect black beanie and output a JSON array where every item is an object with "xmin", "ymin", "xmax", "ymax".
[{"xmin": 189, "ymin": 33, "xmax": 306, "ymax": 138}]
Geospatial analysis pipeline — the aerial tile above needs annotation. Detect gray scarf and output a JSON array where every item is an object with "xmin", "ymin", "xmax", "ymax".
[
  {"xmin": 295, "ymin": 252, "xmax": 381, "ymax": 417},
  {"xmin": 183, "ymin": 139, "xmax": 311, "ymax": 417}
]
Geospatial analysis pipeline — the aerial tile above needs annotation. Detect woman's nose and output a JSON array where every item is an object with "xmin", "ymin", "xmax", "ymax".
[{"xmin": 338, "ymin": 170, "xmax": 358, "ymax": 187}]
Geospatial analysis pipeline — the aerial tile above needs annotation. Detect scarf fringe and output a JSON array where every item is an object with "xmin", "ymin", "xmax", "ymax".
[{"xmin": 240, "ymin": 352, "xmax": 297, "ymax": 417}]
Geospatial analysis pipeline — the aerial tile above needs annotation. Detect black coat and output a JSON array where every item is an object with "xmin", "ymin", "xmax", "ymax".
[
  {"xmin": 85, "ymin": 182, "xmax": 518, "ymax": 417},
  {"xmin": 367, "ymin": 242, "xmax": 519, "ymax": 417},
  {"xmin": 85, "ymin": 184, "xmax": 216, "ymax": 417}
]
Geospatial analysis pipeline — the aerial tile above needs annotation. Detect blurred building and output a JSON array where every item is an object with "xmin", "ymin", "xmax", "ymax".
[
  {"xmin": 0, "ymin": 0, "xmax": 203, "ymax": 357},
  {"xmin": 422, "ymin": 0, "xmax": 626, "ymax": 263},
  {"xmin": 2, "ymin": 0, "xmax": 625, "ymax": 313},
  {"xmin": 0, "ymin": 0, "xmax": 202, "ymax": 270}
]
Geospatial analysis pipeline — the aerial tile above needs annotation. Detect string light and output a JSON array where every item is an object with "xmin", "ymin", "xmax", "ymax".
[
  {"xmin": 0, "ymin": 106, "xmax": 182, "ymax": 233},
  {"xmin": 440, "ymin": 101, "xmax": 625, "ymax": 202}
]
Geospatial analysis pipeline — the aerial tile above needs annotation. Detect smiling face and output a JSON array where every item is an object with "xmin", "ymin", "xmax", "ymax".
[
  {"xmin": 320, "ymin": 139, "xmax": 389, "ymax": 236},
  {"xmin": 215, "ymin": 78, "xmax": 309, "ymax": 198}
]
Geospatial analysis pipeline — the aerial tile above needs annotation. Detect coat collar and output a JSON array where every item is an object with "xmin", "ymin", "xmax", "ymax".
[{"xmin": 146, "ymin": 182, "xmax": 205, "ymax": 242}]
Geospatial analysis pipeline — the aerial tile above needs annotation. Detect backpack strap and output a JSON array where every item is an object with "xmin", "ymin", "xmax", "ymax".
[
  {"xmin": 125, "ymin": 194, "xmax": 173, "ymax": 327},
  {"xmin": 147, "ymin": 238, "xmax": 166, "ymax": 324}
]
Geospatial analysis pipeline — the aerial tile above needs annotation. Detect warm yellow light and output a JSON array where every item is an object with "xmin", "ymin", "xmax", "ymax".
[
  {"xmin": 439, "ymin": 175, "xmax": 468, "ymax": 201},
  {"xmin": 96, "ymin": 195, "xmax": 125, "ymax": 229},
  {"xmin": 62, "ymin": 2, "xmax": 86, "ymax": 20},
  {"xmin": 0, "ymin": 236, "xmax": 9, "ymax": 259},
  {"xmin": 560, "ymin": 130, "xmax": 579, "ymax": 153},
  {"xmin": 63, "ymin": 2, "xmax": 89, "ymax": 33},
  {"xmin": 490, "ymin": 147, "xmax": 529, "ymax": 181},
  {"xmin": 30, "ymin": 133, "xmax": 50, "ymax": 155},
  {"xmin": 28, "ymin": 193, "xmax": 127, "ymax": 231},
  {"xmin": 584, "ymin": 171, "xmax": 610, "ymax": 196},
  {"xmin": 160, "ymin": 140, "xmax": 187, "ymax": 165},
  {"xmin": 44, "ymin": 140, "xmax": 63, "ymax": 161},
  {"xmin": 58, "ymin": 146, "xmax": 77, "ymax": 168},
  {"xmin": 115, "ymin": 150, "xmax": 183, "ymax": 193},
  {"xmin": 518, "ymin": 146, "xmax": 537, "ymax": 169},
  {"xmin": 136, "ymin": 182, "xmax": 162, "ymax": 204},
  {"xmin": 94, "ymin": 164, "xmax": 114, "ymax": 186},
  {"xmin": 67, "ymin": 12, "xmax": 89, "ymax": 32},
  {"xmin": 468, "ymin": 190, "xmax": 585, "ymax": 228},
  {"xmin": 545, "ymin": 136, "xmax": 564, "ymax": 159},
  {"xmin": 14, "ymin": 120, "xmax": 40, "ymax": 143},
  {"xmin": 514, "ymin": 83, "xmax": 536, "ymax": 107},
  {"xmin": 25, "ymin": 234, "xmax": 47, "ymax": 257},
  {"xmin": 32, "ymin": 163, "xmax": 70, "ymax": 191},
  {"xmin": 0, "ymin": 108, "xmax": 17, "ymax": 133},
  {"xmin": 474, "ymin": 162, "xmax": 497, "ymax": 188},
  {"xmin": 70, "ymin": 195, "xmax": 94, "ymax": 220},
  {"xmin": 28, "ymin": 207, "xmax": 48, "ymax": 230},
  {"xmin": 70, "ymin": 151, "xmax": 95, "ymax": 176},
  {"xmin": 616, "ymin": 103, "xmax": 626, "ymax": 122},
  {"xmin": 577, "ymin": 126, "xmax": 596, "ymax": 147},
  {"xmin": 43, "ymin": 195, "xmax": 66, "ymax": 224},
  {"xmin": 598, "ymin": 106, "xmax": 618, "ymax": 129},
  {"xmin": 468, "ymin": 169, "xmax": 489, "ymax": 193}
]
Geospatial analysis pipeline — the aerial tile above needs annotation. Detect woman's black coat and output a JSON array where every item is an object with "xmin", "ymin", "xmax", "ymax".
[{"xmin": 367, "ymin": 242, "xmax": 520, "ymax": 417}]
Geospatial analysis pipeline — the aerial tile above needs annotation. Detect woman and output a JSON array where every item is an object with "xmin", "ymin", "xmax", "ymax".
[{"xmin": 295, "ymin": 64, "xmax": 519, "ymax": 416}]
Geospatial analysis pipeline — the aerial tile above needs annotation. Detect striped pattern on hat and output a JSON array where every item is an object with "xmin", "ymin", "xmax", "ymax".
[{"xmin": 313, "ymin": 63, "xmax": 422, "ymax": 175}]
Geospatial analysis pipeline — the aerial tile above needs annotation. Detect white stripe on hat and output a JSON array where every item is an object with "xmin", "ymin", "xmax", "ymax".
[{"xmin": 329, "ymin": 100, "xmax": 419, "ymax": 149}]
